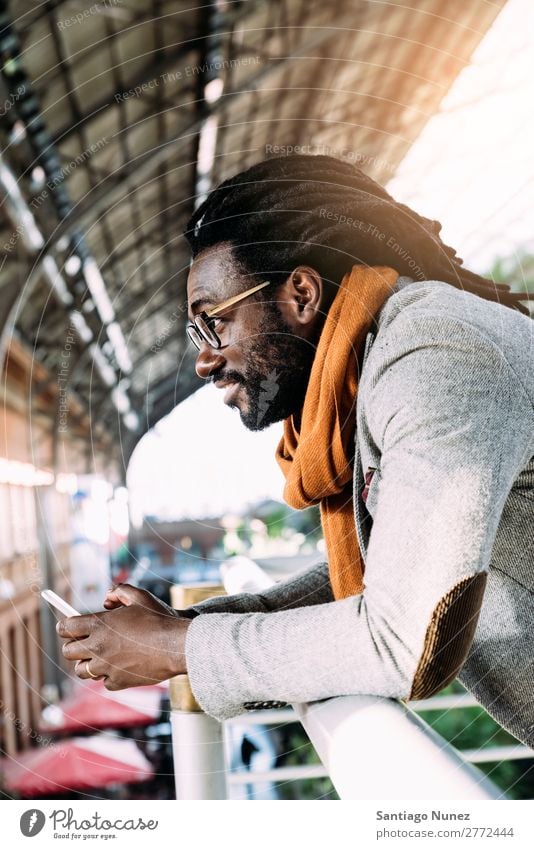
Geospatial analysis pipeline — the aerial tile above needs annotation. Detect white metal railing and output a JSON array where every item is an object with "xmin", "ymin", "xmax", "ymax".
[{"xmin": 224, "ymin": 700, "xmax": 534, "ymax": 763}]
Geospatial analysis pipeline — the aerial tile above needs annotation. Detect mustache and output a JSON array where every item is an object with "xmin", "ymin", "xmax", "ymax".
[{"xmin": 209, "ymin": 371, "xmax": 244, "ymax": 386}]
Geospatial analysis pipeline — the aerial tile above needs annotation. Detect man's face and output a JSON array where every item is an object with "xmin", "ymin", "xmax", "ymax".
[{"xmin": 186, "ymin": 244, "xmax": 322, "ymax": 431}]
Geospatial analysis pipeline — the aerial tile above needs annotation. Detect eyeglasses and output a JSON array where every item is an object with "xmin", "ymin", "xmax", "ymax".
[{"xmin": 186, "ymin": 279, "xmax": 272, "ymax": 351}]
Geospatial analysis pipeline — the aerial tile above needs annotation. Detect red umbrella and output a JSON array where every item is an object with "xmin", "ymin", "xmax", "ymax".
[
  {"xmin": 1, "ymin": 734, "xmax": 154, "ymax": 797},
  {"xmin": 38, "ymin": 679, "xmax": 167, "ymax": 735}
]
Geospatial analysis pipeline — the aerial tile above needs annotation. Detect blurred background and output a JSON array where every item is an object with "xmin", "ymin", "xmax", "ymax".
[{"xmin": 0, "ymin": 0, "xmax": 533, "ymax": 801}]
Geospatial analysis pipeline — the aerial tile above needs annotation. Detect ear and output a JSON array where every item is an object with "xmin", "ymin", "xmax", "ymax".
[{"xmin": 287, "ymin": 266, "xmax": 323, "ymax": 323}]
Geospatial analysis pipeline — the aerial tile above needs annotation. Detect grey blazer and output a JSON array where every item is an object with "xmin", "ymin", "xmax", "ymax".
[{"xmin": 183, "ymin": 276, "xmax": 534, "ymax": 747}]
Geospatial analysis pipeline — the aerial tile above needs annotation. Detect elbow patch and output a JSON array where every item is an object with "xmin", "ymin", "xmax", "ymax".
[{"xmin": 409, "ymin": 572, "xmax": 487, "ymax": 700}]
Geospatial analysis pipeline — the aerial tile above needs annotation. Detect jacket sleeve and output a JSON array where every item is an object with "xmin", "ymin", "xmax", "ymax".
[
  {"xmin": 178, "ymin": 557, "xmax": 333, "ymax": 618},
  {"xmin": 185, "ymin": 313, "xmax": 534, "ymax": 721}
]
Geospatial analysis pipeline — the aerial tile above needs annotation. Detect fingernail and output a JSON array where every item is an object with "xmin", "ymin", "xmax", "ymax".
[{"xmin": 56, "ymin": 620, "xmax": 63, "ymax": 634}]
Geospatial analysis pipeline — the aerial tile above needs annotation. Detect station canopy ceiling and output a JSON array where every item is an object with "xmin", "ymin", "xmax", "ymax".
[{"xmin": 0, "ymin": 0, "xmax": 504, "ymax": 463}]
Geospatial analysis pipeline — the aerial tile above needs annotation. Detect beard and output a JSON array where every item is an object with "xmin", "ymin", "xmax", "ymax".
[{"xmin": 222, "ymin": 301, "xmax": 318, "ymax": 431}]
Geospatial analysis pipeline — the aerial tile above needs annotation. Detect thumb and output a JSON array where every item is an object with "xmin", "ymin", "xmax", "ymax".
[{"xmin": 103, "ymin": 583, "xmax": 144, "ymax": 608}]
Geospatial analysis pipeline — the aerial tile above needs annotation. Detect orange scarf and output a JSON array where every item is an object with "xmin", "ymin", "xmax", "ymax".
[{"xmin": 275, "ymin": 265, "xmax": 399, "ymax": 599}]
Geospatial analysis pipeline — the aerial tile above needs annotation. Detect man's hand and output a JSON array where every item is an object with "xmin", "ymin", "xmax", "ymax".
[{"xmin": 56, "ymin": 584, "xmax": 190, "ymax": 690}]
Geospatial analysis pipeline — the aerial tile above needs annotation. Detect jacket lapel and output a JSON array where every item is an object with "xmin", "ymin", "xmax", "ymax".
[{"xmin": 353, "ymin": 330, "xmax": 376, "ymax": 562}]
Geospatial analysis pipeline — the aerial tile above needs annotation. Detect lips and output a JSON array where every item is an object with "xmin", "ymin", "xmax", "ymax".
[
  {"xmin": 223, "ymin": 382, "xmax": 240, "ymax": 405},
  {"xmin": 214, "ymin": 378, "xmax": 242, "ymax": 405}
]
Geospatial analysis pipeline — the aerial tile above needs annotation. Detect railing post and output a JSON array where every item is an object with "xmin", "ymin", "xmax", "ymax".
[
  {"xmin": 169, "ymin": 583, "xmax": 227, "ymax": 800},
  {"xmin": 169, "ymin": 673, "xmax": 227, "ymax": 800}
]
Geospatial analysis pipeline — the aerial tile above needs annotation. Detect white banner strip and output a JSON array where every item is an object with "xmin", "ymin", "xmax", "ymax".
[{"xmin": 4, "ymin": 799, "xmax": 534, "ymax": 848}]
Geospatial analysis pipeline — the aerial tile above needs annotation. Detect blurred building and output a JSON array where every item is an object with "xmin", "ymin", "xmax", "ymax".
[
  {"xmin": 0, "ymin": 335, "xmax": 121, "ymax": 757},
  {"xmin": 128, "ymin": 517, "xmax": 225, "ymax": 601}
]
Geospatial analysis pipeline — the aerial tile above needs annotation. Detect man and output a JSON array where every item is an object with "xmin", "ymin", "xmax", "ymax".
[{"xmin": 58, "ymin": 155, "xmax": 534, "ymax": 747}]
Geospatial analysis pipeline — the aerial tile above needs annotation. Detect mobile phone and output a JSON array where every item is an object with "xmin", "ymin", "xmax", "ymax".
[{"xmin": 41, "ymin": 589, "xmax": 80, "ymax": 618}]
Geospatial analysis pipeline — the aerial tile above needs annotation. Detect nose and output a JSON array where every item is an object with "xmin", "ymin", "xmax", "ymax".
[{"xmin": 194, "ymin": 339, "xmax": 226, "ymax": 380}]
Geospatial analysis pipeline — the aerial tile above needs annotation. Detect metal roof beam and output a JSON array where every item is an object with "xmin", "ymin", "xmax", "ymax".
[
  {"xmin": 50, "ymin": 45, "xmax": 197, "ymax": 147},
  {"xmin": 48, "ymin": 0, "xmax": 265, "ymax": 146},
  {"xmin": 47, "ymin": 10, "xmax": 365, "ymax": 251}
]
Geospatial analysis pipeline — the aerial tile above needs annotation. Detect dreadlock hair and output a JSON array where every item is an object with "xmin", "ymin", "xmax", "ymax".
[{"xmin": 184, "ymin": 154, "xmax": 532, "ymax": 318}]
